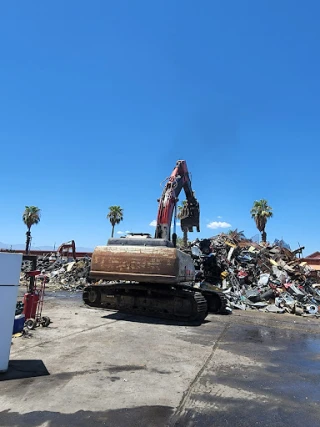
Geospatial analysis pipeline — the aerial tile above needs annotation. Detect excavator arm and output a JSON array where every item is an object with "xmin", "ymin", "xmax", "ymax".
[
  {"xmin": 56, "ymin": 240, "xmax": 76, "ymax": 261},
  {"xmin": 155, "ymin": 160, "xmax": 200, "ymax": 241}
]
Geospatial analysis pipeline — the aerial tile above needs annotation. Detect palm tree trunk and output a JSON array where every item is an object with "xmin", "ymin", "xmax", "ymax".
[
  {"xmin": 111, "ymin": 225, "xmax": 115, "ymax": 238},
  {"xmin": 25, "ymin": 229, "xmax": 31, "ymax": 254},
  {"xmin": 261, "ymin": 230, "xmax": 267, "ymax": 243},
  {"xmin": 183, "ymin": 228, "xmax": 188, "ymax": 248}
]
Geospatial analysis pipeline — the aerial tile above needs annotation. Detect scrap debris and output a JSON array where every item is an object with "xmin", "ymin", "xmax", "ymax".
[
  {"xmin": 21, "ymin": 255, "xmax": 91, "ymax": 291},
  {"xmin": 18, "ymin": 236, "xmax": 320, "ymax": 318},
  {"xmin": 190, "ymin": 235, "xmax": 320, "ymax": 317}
]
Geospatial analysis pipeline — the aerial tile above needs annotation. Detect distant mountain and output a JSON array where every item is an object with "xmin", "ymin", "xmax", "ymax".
[
  {"xmin": 0, "ymin": 242, "xmax": 24, "ymax": 250},
  {"xmin": 73, "ymin": 247, "xmax": 94, "ymax": 253},
  {"xmin": 0, "ymin": 242, "xmax": 94, "ymax": 252}
]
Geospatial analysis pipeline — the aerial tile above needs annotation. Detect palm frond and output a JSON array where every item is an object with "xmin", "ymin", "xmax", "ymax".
[
  {"xmin": 22, "ymin": 206, "xmax": 41, "ymax": 230},
  {"xmin": 107, "ymin": 205, "xmax": 124, "ymax": 226}
]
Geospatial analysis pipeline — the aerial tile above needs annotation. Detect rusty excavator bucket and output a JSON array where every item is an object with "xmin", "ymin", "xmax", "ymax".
[{"xmin": 179, "ymin": 199, "xmax": 200, "ymax": 232}]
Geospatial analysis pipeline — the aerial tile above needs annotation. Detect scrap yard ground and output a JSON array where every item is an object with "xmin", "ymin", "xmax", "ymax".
[{"xmin": 1, "ymin": 293, "xmax": 320, "ymax": 427}]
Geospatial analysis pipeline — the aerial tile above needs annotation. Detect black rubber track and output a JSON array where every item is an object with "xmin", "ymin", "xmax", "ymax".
[
  {"xmin": 201, "ymin": 289, "xmax": 229, "ymax": 314},
  {"xmin": 83, "ymin": 283, "xmax": 208, "ymax": 324}
]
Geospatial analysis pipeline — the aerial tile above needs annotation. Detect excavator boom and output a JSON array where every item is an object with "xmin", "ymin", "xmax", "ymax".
[{"xmin": 155, "ymin": 160, "xmax": 200, "ymax": 240}]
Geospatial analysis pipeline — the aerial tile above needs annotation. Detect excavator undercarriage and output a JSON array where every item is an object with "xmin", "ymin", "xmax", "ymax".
[{"xmin": 83, "ymin": 283, "xmax": 208, "ymax": 323}]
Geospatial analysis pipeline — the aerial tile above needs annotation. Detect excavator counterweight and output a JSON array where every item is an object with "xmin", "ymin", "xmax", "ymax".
[{"xmin": 90, "ymin": 239, "xmax": 195, "ymax": 284}]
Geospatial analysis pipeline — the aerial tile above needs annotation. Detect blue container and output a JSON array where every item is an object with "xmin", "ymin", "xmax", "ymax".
[{"xmin": 13, "ymin": 314, "xmax": 25, "ymax": 334}]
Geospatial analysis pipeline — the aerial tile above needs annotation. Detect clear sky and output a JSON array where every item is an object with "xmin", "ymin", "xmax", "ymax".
[{"xmin": 0, "ymin": 1, "xmax": 319, "ymax": 255}]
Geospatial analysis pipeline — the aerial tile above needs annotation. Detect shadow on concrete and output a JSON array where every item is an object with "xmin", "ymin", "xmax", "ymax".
[
  {"xmin": 0, "ymin": 406, "xmax": 173, "ymax": 427},
  {"xmin": 0, "ymin": 360, "xmax": 50, "ymax": 381},
  {"xmin": 101, "ymin": 311, "xmax": 207, "ymax": 327}
]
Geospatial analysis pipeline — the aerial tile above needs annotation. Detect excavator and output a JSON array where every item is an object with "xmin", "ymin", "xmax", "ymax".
[
  {"xmin": 56, "ymin": 240, "xmax": 76, "ymax": 261},
  {"xmin": 83, "ymin": 160, "xmax": 227, "ymax": 323}
]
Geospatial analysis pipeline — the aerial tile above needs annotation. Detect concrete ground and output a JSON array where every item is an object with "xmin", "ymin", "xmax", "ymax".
[{"xmin": 1, "ymin": 292, "xmax": 320, "ymax": 427}]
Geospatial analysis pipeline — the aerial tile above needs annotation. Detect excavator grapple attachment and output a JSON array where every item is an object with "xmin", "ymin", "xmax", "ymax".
[{"xmin": 179, "ymin": 201, "xmax": 200, "ymax": 232}]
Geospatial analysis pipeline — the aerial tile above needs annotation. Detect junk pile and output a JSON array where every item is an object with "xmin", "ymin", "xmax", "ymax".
[
  {"xmin": 21, "ymin": 255, "xmax": 91, "ymax": 291},
  {"xmin": 190, "ymin": 235, "xmax": 320, "ymax": 317}
]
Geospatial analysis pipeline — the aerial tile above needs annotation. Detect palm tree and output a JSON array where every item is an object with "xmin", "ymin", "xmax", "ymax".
[
  {"xmin": 228, "ymin": 229, "xmax": 245, "ymax": 243},
  {"xmin": 250, "ymin": 199, "xmax": 273, "ymax": 243},
  {"xmin": 177, "ymin": 201, "xmax": 188, "ymax": 248},
  {"xmin": 107, "ymin": 206, "xmax": 123, "ymax": 238},
  {"xmin": 22, "ymin": 206, "xmax": 41, "ymax": 253}
]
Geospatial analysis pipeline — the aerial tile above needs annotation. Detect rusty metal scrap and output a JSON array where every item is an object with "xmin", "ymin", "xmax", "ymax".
[{"xmin": 190, "ymin": 234, "xmax": 320, "ymax": 317}]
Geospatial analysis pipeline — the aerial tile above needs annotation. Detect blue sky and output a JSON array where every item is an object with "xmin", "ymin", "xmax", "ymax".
[{"xmin": 0, "ymin": 1, "xmax": 319, "ymax": 255}]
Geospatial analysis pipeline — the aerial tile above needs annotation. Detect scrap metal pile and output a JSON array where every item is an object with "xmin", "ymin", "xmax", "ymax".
[
  {"xmin": 190, "ymin": 235, "xmax": 320, "ymax": 316},
  {"xmin": 21, "ymin": 255, "xmax": 91, "ymax": 291},
  {"xmin": 19, "ymin": 237, "xmax": 319, "ymax": 318}
]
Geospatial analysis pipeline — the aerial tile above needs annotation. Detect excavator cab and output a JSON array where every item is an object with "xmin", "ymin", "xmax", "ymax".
[{"xmin": 179, "ymin": 200, "xmax": 200, "ymax": 232}]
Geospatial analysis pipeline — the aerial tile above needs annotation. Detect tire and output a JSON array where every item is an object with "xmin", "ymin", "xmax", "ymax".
[
  {"xmin": 41, "ymin": 316, "xmax": 51, "ymax": 327},
  {"xmin": 25, "ymin": 318, "xmax": 37, "ymax": 330}
]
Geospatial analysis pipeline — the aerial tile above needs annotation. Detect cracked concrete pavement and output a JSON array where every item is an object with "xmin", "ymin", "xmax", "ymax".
[{"xmin": 1, "ymin": 293, "xmax": 320, "ymax": 426}]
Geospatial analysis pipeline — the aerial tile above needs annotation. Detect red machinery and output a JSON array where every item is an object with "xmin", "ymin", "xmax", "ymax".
[
  {"xmin": 155, "ymin": 160, "xmax": 200, "ymax": 241},
  {"xmin": 23, "ymin": 270, "xmax": 50, "ymax": 329},
  {"xmin": 56, "ymin": 240, "xmax": 76, "ymax": 261}
]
